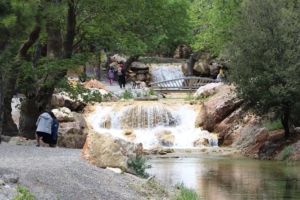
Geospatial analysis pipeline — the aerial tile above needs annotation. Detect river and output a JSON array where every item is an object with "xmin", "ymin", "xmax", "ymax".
[{"xmin": 147, "ymin": 153, "xmax": 300, "ymax": 200}]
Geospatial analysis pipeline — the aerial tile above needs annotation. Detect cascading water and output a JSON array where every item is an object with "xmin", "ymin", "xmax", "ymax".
[
  {"xmin": 149, "ymin": 63, "xmax": 185, "ymax": 82},
  {"xmin": 88, "ymin": 102, "xmax": 218, "ymax": 148}
]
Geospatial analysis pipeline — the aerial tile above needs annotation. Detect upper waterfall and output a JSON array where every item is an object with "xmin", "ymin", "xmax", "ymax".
[{"xmin": 149, "ymin": 63, "xmax": 185, "ymax": 82}]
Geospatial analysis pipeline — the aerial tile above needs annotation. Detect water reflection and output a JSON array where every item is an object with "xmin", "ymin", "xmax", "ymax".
[{"xmin": 147, "ymin": 155, "xmax": 300, "ymax": 200}]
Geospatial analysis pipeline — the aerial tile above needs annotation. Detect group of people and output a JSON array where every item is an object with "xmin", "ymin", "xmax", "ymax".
[
  {"xmin": 107, "ymin": 61, "xmax": 126, "ymax": 89},
  {"xmin": 35, "ymin": 111, "xmax": 59, "ymax": 148}
]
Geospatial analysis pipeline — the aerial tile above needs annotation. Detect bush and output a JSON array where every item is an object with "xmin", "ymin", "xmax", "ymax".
[
  {"xmin": 13, "ymin": 185, "xmax": 35, "ymax": 200},
  {"xmin": 265, "ymin": 120, "xmax": 283, "ymax": 131},
  {"xmin": 128, "ymin": 156, "xmax": 152, "ymax": 179},
  {"xmin": 281, "ymin": 145, "xmax": 291, "ymax": 160}
]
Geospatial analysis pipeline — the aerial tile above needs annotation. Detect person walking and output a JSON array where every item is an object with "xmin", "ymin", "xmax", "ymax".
[
  {"xmin": 108, "ymin": 67, "xmax": 115, "ymax": 85},
  {"xmin": 117, "ymin": 62, "xmax": 126, "ymax": 89},
  {"xmin": 35, "ymin": 112, "xmax": 53, "ymax": 147}
]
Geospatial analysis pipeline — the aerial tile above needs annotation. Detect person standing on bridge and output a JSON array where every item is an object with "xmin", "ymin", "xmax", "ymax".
[{"xmin": 117, "ymin": 61, "xmax": 126, "ymax": 89}]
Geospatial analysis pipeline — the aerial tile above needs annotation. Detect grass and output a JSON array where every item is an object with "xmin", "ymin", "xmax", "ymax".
[
  {"xmin": 264, "ymin": 119, "xmax": 283, "ymax": 131},
  {"xmin": 131, "ymin": 178, "xmax": 170, "ymax": 199},
  {"xmin": 184, "ymin": 94, "xmax": 194, "ymax": 101},
  {"xmin": 281, "ymin": 145, "xmax": 291, "ymax": 160},
  {"xmin": 13, "ymin": 185, "xmax": 35, "ymax": 200},
  {"xmin": 173, "ymin": 182, "xmax": 201, "ymax": 200}
]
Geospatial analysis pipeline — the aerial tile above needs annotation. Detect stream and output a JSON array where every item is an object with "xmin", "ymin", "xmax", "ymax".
[{"xmin": 147, "ymin": 153, "xmax": 300, "ymax": 200}]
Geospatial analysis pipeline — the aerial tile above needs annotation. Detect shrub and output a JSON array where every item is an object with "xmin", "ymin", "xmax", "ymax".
[
  {"xmin": 265, "ymin": 120, "xmax": 283, "ymax": 131},
  {"xmin": 122, "ymin": 90, "xmax": 133, "ymax": 99},
  {"xmin": 13, "ymin": 185, "xmax": 35, "ymax": 200},
  {"xmin": 128, "ymin": 156, "xmax": 152, "ymax": 179},
  {"xmin": 281, "ymin": 145, "xmax": 291, "ymax": 160},
  {"xmin": 148, "ymin": 88, "xmax": 155, "ymax": 95}
]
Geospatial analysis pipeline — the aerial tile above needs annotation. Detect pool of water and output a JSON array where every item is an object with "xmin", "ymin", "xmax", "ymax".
[{"xmin": 147, "ymin": 154, "xmax": 300, "ymax": 200}]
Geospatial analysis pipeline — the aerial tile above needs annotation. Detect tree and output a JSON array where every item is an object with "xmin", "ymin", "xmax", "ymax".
[
  {"xmin": 190, "ymin": 0, "xmax": 242, "ymax": 56},
  {"xmin": 113, "ymin": 0, "xmax": 193, "ymax": 70},
  {"xmin": 227, "ymin": 0, "xmax": 300, "ymax": 138},
  {"xmin": 0, "ymin": 0, "xmax": 42, "ymax": 136}
]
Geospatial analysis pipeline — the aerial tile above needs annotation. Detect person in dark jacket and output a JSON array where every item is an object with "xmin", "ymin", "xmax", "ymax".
[
  {"xmin": 117, "ymin": 62, "xmax": 126, "ymax": 89},
  {"xmin": 46, "ymin": 112, "xmax": 59, "ymax": 148}
]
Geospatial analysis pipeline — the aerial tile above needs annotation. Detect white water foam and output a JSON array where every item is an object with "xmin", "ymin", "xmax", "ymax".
[
  {"xmin": 88, "ymin": 103, "xmax": 218, "ymax": 148},
  {"xmin": 149, "ymin": 63, "xmax": 184, "ymax": 82}
]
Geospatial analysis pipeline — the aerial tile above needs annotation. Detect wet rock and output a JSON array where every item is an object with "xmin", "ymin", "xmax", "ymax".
[
  {"xmin": 193, "ymin": 138, "xmax": 210, "ymax": 147},
  {"xmin": 146, "ymin": 146, "xmax": 164, "ymax": 155}
]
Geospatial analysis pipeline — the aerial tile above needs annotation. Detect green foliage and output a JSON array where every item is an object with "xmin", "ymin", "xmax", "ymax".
[
  {"xmin": 127, "ymin": 156, "xmax": 152, "ymax": 179},
  {"xmin": 148, "ymin": 88, "xmax": 155, "ymax": 96},
  {"xmin": 281, "ymin": 146, "xmax": 292, "ymax": 161},
  {"xmin": 13, "ymin": 185, "xmax": 35, "ymax": 200},
  {"xmin": 226, "ymin": 0, "xmax": 300, "ymax": 137},
  {"xmin": 184, "ymin": 94, "xmax": 194, "ymax": 101},
  {"xmin": 118, "ymin": 90, "xmax": 133, "ymax": 99},
  {"xmin": 56, "ymin": 78, "xmax": 106, "ymax": 104},
  {"xmin": 265, "ymin": 120, "xmax": 283, "ymax": 131},
  {"xmin": 190, "ymin": 0, "xmax": 243, "ymax": 55},
  {"xmin": 174, "ymin": 182, "xmax": 201, "ymax": 200}
]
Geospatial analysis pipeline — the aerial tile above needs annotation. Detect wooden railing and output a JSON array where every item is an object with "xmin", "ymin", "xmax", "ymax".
[{"xmin": 149, "ymin": 77, "xmax": 219, "ymax": 93}]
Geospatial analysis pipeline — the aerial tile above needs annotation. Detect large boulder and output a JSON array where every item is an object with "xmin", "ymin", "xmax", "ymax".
[
  {"xmin": 193, "ymin": 61, "xmax": 210, "ymax": 76},
  {"xmin": 52, "ymin": 93, "xmax": 87, "ymax": 111},
  {"xmin": 109, "ymin": 61, "xmax": 119, "ymax": 70},
  {"xmin": 130, "ymin": 62, "xmax": 149, "ymax": 70},
  {"xmin": 155, "ymin": 130, "xmax": 175, "ymax": 147},
  {"xmin": 209, "ymin": 63, "xmax": 220, "ymax": 79},
  {"xmin": 110, "ymin": 54, "xmax": 127, "ymax": 63},
  {"xmin": 58, "ymin": 127, "xmax": 87, "ymax": 148},
  {"xmin": 52, "ymin": 107, "xmax": 75, "ymax": 122},
  {"xmin": 81, "ymin": 132, "xmax": 143, "ymax": 174},
  {"xmin": 194, "ymin": 82, "xmax": 224, "ymax": 98},
  {"xmin": 195, "ymin": 84, "xmax": 244, "ymax": 146}
]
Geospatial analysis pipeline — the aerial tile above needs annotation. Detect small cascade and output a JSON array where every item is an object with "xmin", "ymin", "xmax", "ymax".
[
  {"xmin": 88, "ymin": 102, "xmax": 218, "ymax": 148},
  {"xmin": 149, "ymin": 63, "xmax": 185, "ymax": 82}
]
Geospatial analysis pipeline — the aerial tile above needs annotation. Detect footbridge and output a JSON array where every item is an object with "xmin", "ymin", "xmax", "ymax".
[{"xmin": 149, "ymin": 77, "xmax": 219, "ymax": 93}]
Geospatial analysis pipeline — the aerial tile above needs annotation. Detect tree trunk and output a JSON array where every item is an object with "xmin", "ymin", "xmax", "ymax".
[
  {"xmin": 19, "ymin": 24, "xmax": 61, "ymax": 138},
  {"xmin": 2, "ymin": 26, "xmax": 41, "ymax": 137},
  {"xmin": 63, "ymin": 0, "xmax": 76, "ymax": 59},
  {"xmin": 19, "ymin": 86, "xmax": 55, "ymax": 139},
  {"xmin": 19, "ymin": 1, "xmax": 76, "ymax": 138},
  {"xmin": 124, "ymin": 55, "xmax": 139, "ymax": 72},
  {"xmin": 0, "ymin": 65, "xmax": 4, "ymax": 143},
  {"xmin": 281, "ymin": 109, "xmax": 290, "ymax": 139},
  {"xmin": 187, "ymin": 50, "xmax": 202, "ymax": 76}
]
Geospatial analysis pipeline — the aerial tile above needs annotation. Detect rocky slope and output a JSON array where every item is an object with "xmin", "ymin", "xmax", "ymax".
[{"xmin": 194, "ymin": 83, "xmax": 300, "ymax": 160}]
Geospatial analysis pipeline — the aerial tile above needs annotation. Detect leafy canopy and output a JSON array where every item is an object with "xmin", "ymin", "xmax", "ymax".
[{"xmin": 226, "ymin": 0, "xmax": 300, "ymax": 137}]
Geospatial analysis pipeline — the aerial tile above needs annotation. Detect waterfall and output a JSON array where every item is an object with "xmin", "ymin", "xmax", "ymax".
[
  {"xmin": 88, "ymin": 102, "xmax": 218, "ymax": 148},
  {"xmin": 149, "ymin": 63, "xmax": 185, "ymax": 82}
]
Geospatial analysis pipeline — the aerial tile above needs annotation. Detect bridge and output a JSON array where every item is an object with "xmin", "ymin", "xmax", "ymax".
[{"xmin": 149, "ymin": 77, "xmax": 219, "ymax": 93}]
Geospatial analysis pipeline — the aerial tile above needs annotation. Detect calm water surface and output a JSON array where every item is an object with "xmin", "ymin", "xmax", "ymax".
[{"xmin": 147, "ymin": 154, "xmax": 300, "ymax": 200}]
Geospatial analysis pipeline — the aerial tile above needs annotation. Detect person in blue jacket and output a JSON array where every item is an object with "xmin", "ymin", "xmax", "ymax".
[
  {"xmin": 46, "ymin": 112, "xmax": 59, "ymax": 148},
  {"xmin": 35, "ymin": 111, "xmax": 59, "ymax": 147}
]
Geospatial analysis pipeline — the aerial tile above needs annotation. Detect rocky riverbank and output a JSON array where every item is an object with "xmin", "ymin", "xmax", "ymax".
[{"xmin": 0, "ymin": 142, "xmax": 179, "ymax": 200}]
